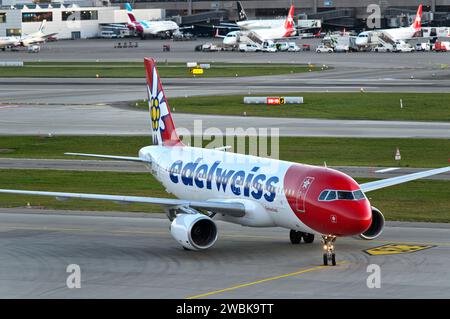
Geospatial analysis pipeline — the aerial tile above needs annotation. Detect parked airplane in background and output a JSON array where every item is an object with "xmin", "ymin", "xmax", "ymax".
[
  {"xmin": 235, "ymin": 1, "xmax": 285, "ymax": 30},
  {"xmin": 20, "ymin": 20, "xmax": 58, "ymax": 47},
  {"xmin": 355, "ymin": 4, "xmax": 422, "ymax": 47},
  {"xmin": 124, "ymin": 2, "xmax": 179, "ymax": 39},
  {"xmin": 219, "ymin": 5, "xmax": 296, "ymax": 45},
  {"xmin": 0, "ymin": 20, "xmax": 57, "ymax": 50},
  {"xmin": 1, "ymin": 58, "xmax": 448, "ymax": 266},
  {"xmin": 221, "ymin": 1, "xmax": 302, "ymax": 31},
  {"xmin": 0, "ymin": 36, "xmax": 20, "ymax": 51}
]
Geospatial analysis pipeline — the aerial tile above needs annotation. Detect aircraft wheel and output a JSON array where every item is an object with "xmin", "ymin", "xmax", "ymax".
[
  {"xmin": 290, "ymin": 230, "xmax": 302, "ymax": 244},
  {"xmin": 302, "ymin": 233, "xmax": 315, "ymax": 243},
  {"xmin": 323, "ymin": 253, "xmax": 328, "ymax": 266},
  {"xmin": 331, "ymin": 253, "xmax": 336, "ymax": 266}
]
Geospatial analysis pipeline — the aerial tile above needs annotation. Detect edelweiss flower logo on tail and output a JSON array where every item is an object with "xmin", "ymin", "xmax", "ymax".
[{"xmin": 147, "ymin": 66, "xmax": 169, "ymax": 145}]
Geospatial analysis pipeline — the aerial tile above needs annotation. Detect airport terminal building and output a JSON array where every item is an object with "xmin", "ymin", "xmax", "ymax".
[
  {"xmin": 127, "ymin": 0, "xmax": 450, "ymax": 28},
  {"xmin": 0, "ymin": 1, "xmax": 163, "ymax": 38},
  {"xmin": 1, "ymin": 0, "xmax": 449, "ymax": 38}
]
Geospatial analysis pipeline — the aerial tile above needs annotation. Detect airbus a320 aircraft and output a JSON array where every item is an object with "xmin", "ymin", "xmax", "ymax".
[
  {"xmin": 1, "ymin": 58, "xmax": 448, "ymax": 266},
  {"xmin": 220, "ymin": 5, "xmax": 296, "ymax": 45},
  {"xmin": 355, "ymin": 4, "xmax": 422, "ymax": 47},
  {"xmin": 124, "ymin": 2, "xmax": 180, "ymax": 39},
  {"xmin": 0, "ymin": 20, "xmax": 57, "ymax": 50}
]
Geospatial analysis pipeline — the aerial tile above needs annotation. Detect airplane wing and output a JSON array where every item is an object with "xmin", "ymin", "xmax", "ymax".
[
  {"xmin": 0, "ymin": 189, "xmax": 245, "ymax": 217},
  {"xmin": 179, "ymin": 26, "xmax": 194, "ymax": 30},
  {"xmin": 65, "ymin": 152, "xmax": 146, "ymax": 162},
  {"xmin": 106, "ymin": 24, "xmax": 130, "ymax": 30},
  {"xmin": 360, "ymin": 166, "xmax": 450, "ymax": 193},
  {"xmin": 43, "ymin": 33, "xmax": 58, "ymax": 38}
]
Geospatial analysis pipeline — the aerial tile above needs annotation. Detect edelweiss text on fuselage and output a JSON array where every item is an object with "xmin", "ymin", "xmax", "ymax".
[{"xmin": 169, "ymin": 158, "xmax": 279, "ymax": 202}]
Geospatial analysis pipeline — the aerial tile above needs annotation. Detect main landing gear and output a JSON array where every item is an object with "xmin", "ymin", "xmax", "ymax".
[
  {"xmin": 322, "ymin": 235, "xmax": 337, "ymax": 266},
  {"xmin": 289, "ymin": 230, "xmax": 315, "ymax": 244}
]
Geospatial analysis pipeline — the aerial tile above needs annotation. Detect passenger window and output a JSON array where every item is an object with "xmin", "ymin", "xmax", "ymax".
[
  {"xmin": 325, "ymin": 191, "xmax": 336, "ymax": 201},
  {"xmin": 318, "ymin": 190, "xmax": 329, "ymax": 201}
]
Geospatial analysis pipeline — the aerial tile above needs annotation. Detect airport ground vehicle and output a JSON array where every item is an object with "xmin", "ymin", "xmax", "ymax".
[
  {"xmin": 394, "ymin": 41, "xmax": 415, "ymax": 52},
  {"xmin": 2, "ymin": 58, "xmax": 448, "ymax": 266},
  {"xmin": 433, "ymin": 41, "xmax": 450, "ymax": 52},
  {"xmin": 415, "ymin": 42, "xmax": 432, "ymax": 51},
  {"xmin": 261, "ymin": 40, "xmax": 277, "ymax": 52},
  {"xmin": 239, "ymin": 43, "xmax": 260, "ymax": 52},
  {"xmin": 287, "ymin": 42, "xmax": 300, "ymax": 52},
  {"xmin": 316, "ymin": 45, "xmax": 333, "ymax": 53},
  {"xmin": 334, "ymin": 44, "xmax": 350, "ymax": 52},
  {"xmin": 276, "ymin": 42, "xmax": 289, "ymax": 51},
  {"xmin": 372, "ymin": 43, "xmax": 394, "ymax": 52},
  {"xmin": 195, "ymin": 43, "xmax": 222, "ymax": 52},
  {"xmin": 27, "ymin": 45, "xmax": 40, "ymax": 53}
]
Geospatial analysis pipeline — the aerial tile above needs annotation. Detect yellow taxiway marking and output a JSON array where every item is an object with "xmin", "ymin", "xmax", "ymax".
[
  {"xmin": 365, "ymin": 243, "xmax": 435, "ymax": 256},
  {"xmin": 186, "ymin": 262, "xmax": 348, "ymax": 299}
]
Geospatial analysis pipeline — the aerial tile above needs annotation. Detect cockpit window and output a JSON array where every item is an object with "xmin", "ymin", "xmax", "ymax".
[
  {"xmin": 319, "ymin": 189, "xmax": 366, "ymax": 201},
  {"xmin": 353, "ymin": 190, "xmax": 366, "ymax": 200},
  {"xmin": 337, "ymin": 191, "xmax": 354, "ymax": 200},
  {"xmin": 319, "ymin": 190, "xmax": 329, "ymax": 201},
  {"xmin": 325, "ymin": 191, "xmax": 336, "ymax": 201}
]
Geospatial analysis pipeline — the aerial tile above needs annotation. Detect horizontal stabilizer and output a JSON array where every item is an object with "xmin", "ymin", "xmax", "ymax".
[{"xmin": 65, "ymin": 152, "xmax": 146, "ymax": 162}]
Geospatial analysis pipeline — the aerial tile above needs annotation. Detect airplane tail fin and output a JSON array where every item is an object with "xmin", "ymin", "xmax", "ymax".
[
  {"xmin": 237, "ymin": 1, "xmax": 247, "ymax": 21},
  {"xmin": 125, "ymin": 2, "xmax": 137, "ymax": 23},
  {"xmin": 284, "ymin": 5, "xmax": 295, "ymax": 31},
  {"xmin": 144, "ymin": 58, "xmax": 182, "ymax": 146},
  {"xmin": 39, "ymin": 19, "xmax": 47, "ymax": 33},
  {"xmin": 412, "ymin": 4, "xmax": 422, "ymax": 31}
]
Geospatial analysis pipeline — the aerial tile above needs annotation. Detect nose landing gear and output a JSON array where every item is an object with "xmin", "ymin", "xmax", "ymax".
[{"xmin": 322, "ymin": 235, "xmax": 337, "ymax": 266}]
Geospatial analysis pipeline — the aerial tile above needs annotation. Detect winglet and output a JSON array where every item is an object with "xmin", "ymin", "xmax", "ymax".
[{"xmin": 144, "ymin": 58, "xmax": 183, "ymax": 146}]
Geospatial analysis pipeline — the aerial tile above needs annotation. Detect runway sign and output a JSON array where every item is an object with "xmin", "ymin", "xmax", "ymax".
[{"xmin": 365, "ymin": 243, "xmax": 435, "ymax": 256}]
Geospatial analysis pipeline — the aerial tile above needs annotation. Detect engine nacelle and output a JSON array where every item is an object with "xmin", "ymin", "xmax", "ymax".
[
  {"xmin": 359, "ymin": 206, "xmax": 385, "ymax": 240},
  {"xmin": 170, "ymin": 213, "xmax": 218, "ymax": 250}
]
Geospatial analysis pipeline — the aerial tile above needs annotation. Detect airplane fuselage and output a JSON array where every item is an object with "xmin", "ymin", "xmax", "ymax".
[
  {"xmin": 139, "ymin": 145, "xmax": 372, "ymax": 236},
  {"xmin": 132, "ymin": 20, "xmax": 179, "ymax": 36},
  {"xmin": 237, "ymin": 19, "xmax": 284, "ymax": 30}
]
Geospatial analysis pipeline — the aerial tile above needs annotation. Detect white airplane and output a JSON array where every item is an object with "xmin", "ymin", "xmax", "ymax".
[
  {"xmin": 0, "ymin": 36, "xmax": 20, "ymax": 51},
  {"xmin": 235, "ymin": 1, "xmax": 285, "ymax": 30},
  {"xmin": 219, "ymin": 6, "xmax": 296, "ymax": 45},
  {"xmin": 124, "ymin": 2, "xmax": 179, "ymax": 39},
  {"xmin": 1, "ymin": 58, "xmax": 449, "ymax": 266},
  {"xmin": 355, "ymin": 4, "xmax": 422, "ymax": 47},
  {"xmin": 0, "ymin": 20, "xmax": 56, "ymax": 50}
]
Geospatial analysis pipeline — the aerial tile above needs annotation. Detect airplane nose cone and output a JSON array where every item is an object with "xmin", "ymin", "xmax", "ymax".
[
  {"xmin": 341, "ymin": 203, "xmax": 372, "ymax": 235},
  {"xmin": 325, "ymin": 201, "xmax": 372, "ymax": 236}
]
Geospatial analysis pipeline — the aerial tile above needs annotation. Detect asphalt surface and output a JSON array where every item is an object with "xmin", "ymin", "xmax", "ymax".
[
  {"xmin": 1, "ymin": 158, "xmax": 449, "ymax": 180},
  {"xmin": 0, "ymin": 208, "xmax": 449, "ymax": 298},
  {"xmin": 1, "ymin": 104, "xmax": 449, "ymax": 138},
  {"xmin": 1, "ymin": 39, "xmax": 449, "ymax": 139},
  {"xmin": 1, "ymin": 38, "xmax": 450, "ymax": 69}
]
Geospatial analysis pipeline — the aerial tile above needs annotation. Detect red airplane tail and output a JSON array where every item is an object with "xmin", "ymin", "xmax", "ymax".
[
  {"xmin": 412, "ymin": 4, "xmax": 422, "ymax": 31},
  {"xmin": 144, "ymin": 58, "xmax": 182, "ymax": 146},
  {"xmin": 284, "ymin": 5, "xmax": 295, "ymax": 31}
]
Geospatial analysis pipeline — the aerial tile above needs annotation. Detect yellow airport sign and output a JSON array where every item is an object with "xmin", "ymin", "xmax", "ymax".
[
  {"xmin": 365, "ymin": 244, "xmax": 435, "ymax": 256},
  {"xmin": 191, "ymin": 68, "xmax": 204, "ymax": 75}
]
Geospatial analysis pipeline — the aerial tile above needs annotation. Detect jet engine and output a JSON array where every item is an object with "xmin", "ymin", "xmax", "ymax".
[
  {"xmin": 170, "ymin": 213, "xmax": 218, "ymax": 250},
  {"xmin": 359, "ymin": 206, "xmax": 385, "ymax": 240}
]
